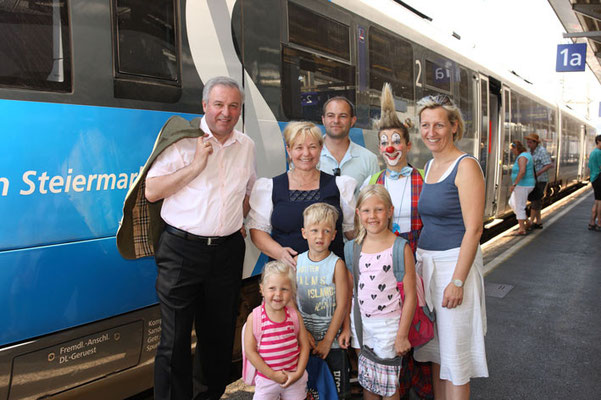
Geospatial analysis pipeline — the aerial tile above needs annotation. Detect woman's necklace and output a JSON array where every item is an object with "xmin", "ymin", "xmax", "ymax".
[{"xmin": 289, "ymin": 169, "xmax": 319, "ymax": 190}]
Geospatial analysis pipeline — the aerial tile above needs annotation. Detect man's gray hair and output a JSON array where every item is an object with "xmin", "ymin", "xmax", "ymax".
[{"xmin": 202, "ymin": 76, "xmax": 244, "ymax": 103}]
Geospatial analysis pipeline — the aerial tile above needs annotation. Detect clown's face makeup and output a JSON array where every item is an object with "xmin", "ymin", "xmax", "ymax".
[{"xmin": 379, "ymin": 129, "xmax": 411, "ymax": 168}]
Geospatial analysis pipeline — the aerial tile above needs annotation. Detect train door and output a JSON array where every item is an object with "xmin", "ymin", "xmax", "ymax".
[
  {"xmin": 496, "ymin": 85, "xmax": 513, "ymax": 215},
  {"xmin": 578, "ymin": 124, "xmax": 586, "ymax": 180},
  {"xmin": 478, "ymin": 74, "xmax": 499, "ymax": 219}
]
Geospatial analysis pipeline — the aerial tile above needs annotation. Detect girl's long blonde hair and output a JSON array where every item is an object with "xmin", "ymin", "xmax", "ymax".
[{"xmin": 354, "ymin": 184, "xmax": 394, "ymax": 245}]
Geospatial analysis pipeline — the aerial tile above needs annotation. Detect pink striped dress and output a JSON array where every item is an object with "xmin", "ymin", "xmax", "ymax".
[{"xmin": 256, "ymin": 304, "xmax": 300, "ymax": 378}]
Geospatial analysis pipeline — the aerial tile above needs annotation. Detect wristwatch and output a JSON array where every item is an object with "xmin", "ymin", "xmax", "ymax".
[{"xmin": 452, "ymin": 279, "xmax": 464, "ymax": 288}]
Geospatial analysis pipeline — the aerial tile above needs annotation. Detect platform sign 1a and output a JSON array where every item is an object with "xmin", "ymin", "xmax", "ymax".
[{"xmin": 556, "ymin": 43, "xmax": 587, "ymax": 72}]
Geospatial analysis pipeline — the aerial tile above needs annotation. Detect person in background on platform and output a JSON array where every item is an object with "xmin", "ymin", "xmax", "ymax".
[
  {"xmin": 588, "ymin": 134, "xmax": 601, "ymax": 231},
  {"xmin": 414, "ymin": 94, "xmax": 488, "ymax": 400},
  {"xmin": 509, "ymin": 140, "xmax": 535, "ymax": 236},
  {"xmin": 295, "ymin": 202, "xmax": 350, "ymax": 397},
  {"xmin": 244, "ymin": 261, "xmax": 310, "ymax": 400},
  {"xmin": 247, "ymin": 121, "xmax": 356, "ymax": 268},
  {"xmin": 362, "ymin": 83, "xmax": 432, "ymax": 399},
  {"xmin": 525, "ymin": 133, "xmax": 553, "ymax": 229},
  {"xmin": 320, "ymin": 96, "xmax": 379, "ymax": 189},
  {"xmin": 145, "ymin": 77, "xmax": 256, "ymax": 400}
]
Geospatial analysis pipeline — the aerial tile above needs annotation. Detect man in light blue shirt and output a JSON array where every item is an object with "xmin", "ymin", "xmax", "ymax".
[{"xmin": 319, "ymin": 97, "xmax": 379, "ymax": 190}]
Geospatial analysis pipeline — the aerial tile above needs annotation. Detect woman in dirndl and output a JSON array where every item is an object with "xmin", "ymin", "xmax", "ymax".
[{"xmin": 413, "ymin": 95, "xmax": 488, "ymax": 400}]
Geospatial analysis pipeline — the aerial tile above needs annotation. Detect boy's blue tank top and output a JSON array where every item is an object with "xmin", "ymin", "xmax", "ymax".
[
  {"xmin": 296, "ymin": 251, "xmax": 340, "ymax": 345},
  {"xmin": 417, "ymin": 154, "xmax": 473, "ymax": 251},
  {"xmin": 511, "ymin": 152, "xmax": 535, "ymax": 186}
]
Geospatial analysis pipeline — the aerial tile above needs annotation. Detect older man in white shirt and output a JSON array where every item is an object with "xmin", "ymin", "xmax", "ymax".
[{"xmin": 146, "ymin": 77, "xmax": 256, "ymax": 400}]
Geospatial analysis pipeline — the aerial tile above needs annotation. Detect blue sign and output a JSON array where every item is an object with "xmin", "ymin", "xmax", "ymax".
[
  {"xmin": 556, "ymin": 43, "xmax": 587, "ymax": 72},
  {"xmin": 301, "ymin": 92, "xmax": 318, "ymax": 106}
]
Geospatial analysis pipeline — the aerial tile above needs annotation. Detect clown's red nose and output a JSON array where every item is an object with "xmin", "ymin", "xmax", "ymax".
[{"xmin": 385, "ymin": 146, "xmax": 395, "ymax": 153}]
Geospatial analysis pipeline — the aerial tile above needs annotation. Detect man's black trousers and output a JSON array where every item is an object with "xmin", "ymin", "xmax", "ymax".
[{"xmin": 153, "ymin": 229, "xmax": 244, "ymax": 400}]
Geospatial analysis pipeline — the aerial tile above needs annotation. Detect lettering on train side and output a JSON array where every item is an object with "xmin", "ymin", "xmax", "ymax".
[
  {"xmin": 0, "ymin": 177, "xmax": 8, "ymax": 196},
  {"xmin": 0, "ymin": 166, "xmax": 144, "ymax": 196},
  {"xmin": 145, "ymin": 318, "xmax": 161, "ymax": 352}
]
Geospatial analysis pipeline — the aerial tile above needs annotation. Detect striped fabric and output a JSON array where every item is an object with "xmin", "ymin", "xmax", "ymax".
[
  {"xmin": 374, "ymin": 167, "xmax": 424, "ymax": 254},
  {"xmin": 132, "ymin": 179, "xmax": 155, "ymax": 257},
  {"xmin": 257, "ymin": 305, "xmax": 300, "ymax": 377}
]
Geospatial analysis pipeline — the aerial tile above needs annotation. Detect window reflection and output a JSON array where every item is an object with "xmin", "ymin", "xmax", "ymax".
[
  {"xmin": 0, "ymin": 0, "xmax": 71, "ymax": 91},
  {"xmin": 115, "ymin": 0, "xmax": 178, "ymax": 81},
  {"xmin": 282, "ymin": 46, "xmax": 355, "ymax": 122}
]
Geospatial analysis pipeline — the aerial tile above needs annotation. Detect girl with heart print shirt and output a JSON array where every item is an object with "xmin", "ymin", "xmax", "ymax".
[{"xmin": 348, "ymin": 184, "xmax": 417, "ymax": 399}]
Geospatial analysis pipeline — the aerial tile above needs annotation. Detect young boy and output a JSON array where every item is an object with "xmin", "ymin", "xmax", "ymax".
[{"xmin": 295, "ymin": 202, "xmax": 350, "ymax": 397}]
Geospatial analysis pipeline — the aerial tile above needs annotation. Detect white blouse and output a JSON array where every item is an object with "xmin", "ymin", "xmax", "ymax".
[{"xmin": 247, "ymin": 175, "xmax": 357, "ymax": 234}]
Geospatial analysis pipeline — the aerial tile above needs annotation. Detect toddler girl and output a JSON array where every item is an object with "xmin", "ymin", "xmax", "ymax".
[{"xmin": 243, "ymin": 261, "xmax": 310, "ymax": 399}]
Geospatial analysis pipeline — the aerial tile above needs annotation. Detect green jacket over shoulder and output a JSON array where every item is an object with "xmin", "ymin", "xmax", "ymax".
[{"xmin": 116, "ymin": 115, "xmax": 204, "ymax": 259}]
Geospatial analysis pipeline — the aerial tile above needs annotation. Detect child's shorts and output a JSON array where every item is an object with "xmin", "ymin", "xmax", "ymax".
[
  {"xmin": 350, "ymin": 313, "xmax": 401, "ymax": 359},
  {"xmin": 253, "ymin": 370, "xmax": 308, "ymax": 400},
  {"xmin": 351, "ymin": 314, "xmax": 402, "ymax": 396},
  {"xmin": 358, "ymin": 351, "xmax": 401, "ymax": 397}
]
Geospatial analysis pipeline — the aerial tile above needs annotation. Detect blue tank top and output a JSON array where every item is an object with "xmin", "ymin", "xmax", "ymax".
[
  {"xmin": 511, "ymin": 152, "xmax": 535, "ymax": 186},
  {"xmin": 271, "ymin": 171, "xmax": 344, "ymax": 258},
  {"xmin": 296, "ymin": 251, "xmax": 340, "ymax": 345},
  {"xmin": 417, "ymin": 155, "xmax": 472, "ymax": 251}
]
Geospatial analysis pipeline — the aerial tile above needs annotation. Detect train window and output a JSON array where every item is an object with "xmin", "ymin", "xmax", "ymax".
[
  {"xmin": 368, "ymin": 27, "xmax": 414, "ymax": 100},
  {"xmin": 458, "ymin": 68, "xmax": 475, "ymax": 139},
  {"xmin": 288, "ymin": 2, "xmax": 350, "ymax": 61},
  {"xmin": 548, "ymin": 109, "xmax": 557, "ymax": 156},
  {"xmin": 425, "ymin": 59, "xmax": 451, "ymax": 93},
  {"xmin": 0, "ymin": 0, "xmax": 71, "ymax": 92},
  {"xmin": 114, "ymin": 0, "xmax": 178, "ymax": 81},
  {"xmin": 282, "ymin": 46, "xmax": 356, "ymax": 122}
]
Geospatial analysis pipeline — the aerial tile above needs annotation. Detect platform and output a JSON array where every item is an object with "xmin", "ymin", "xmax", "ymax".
[
  {"xmin": 219, "ymin": 190, "xmax": 601, "ymax": 399},
  {"xmin": 472, "ymin": 190, "xmax": 601, "ymax": 399}
]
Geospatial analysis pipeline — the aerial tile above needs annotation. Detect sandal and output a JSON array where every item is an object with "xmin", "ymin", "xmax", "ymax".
[{"xmin": 589, "ymin": 224, "xmax": 601, "ymax": 231}]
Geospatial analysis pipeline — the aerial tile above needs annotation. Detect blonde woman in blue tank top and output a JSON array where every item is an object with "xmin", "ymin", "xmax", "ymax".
[{"xmin": 413, "ymin": 95, "xmax": 488, "ymax": 399}]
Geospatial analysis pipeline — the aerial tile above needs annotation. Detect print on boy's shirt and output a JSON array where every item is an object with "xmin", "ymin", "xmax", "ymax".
[{"xmin": 296, "ymin": 252, "xmax": 340, "ymax": 345}]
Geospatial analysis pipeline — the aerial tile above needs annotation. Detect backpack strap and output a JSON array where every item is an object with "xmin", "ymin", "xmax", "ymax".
[
  {"xmin": 343, "ymin": 240, "xmax": 354, "ymax": 274},
  {"xmin": 368, "ymin": 170, "xmax": 385, "ymax": 185},
  {"xmin": 392, "ymin": 236, "xmax": 408, "ymax": 283},
  {"xmin": 288, "ymin": 306, "xmax": 300, "ymax": 335},
  {"xmin": 346, "ymin": 239, "xmax": 366, "ymax": 348},
  {"xmin": 252, "ymin": 304, "xmax": 263, "ymax": 345}
]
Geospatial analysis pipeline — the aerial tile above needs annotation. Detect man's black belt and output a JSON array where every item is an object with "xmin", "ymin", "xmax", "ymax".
[{"xmin": 164, "ymin": 224, "xmax": 234, "ymax": 246}]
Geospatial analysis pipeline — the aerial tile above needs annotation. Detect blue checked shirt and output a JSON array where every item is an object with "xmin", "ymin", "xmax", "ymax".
[{"xmin": 532, "ymin": 145, "xmax": 552, "ymax": 182}]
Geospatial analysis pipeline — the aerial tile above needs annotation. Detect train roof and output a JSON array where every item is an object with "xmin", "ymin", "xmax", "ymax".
[{"xmin": 335, "ymin": 0, "xmax": 594, "ymax": 126}]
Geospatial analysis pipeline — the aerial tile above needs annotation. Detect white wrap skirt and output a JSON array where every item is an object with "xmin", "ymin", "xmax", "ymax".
[{"xmin": 413, "ymin": 246, "xmax": 489, "ymax": 385}]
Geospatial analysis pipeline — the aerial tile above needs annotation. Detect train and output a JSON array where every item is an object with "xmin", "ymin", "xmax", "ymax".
[{"xmin": 0, "ymin": 0, "xmax": 596, "ymax": 399}]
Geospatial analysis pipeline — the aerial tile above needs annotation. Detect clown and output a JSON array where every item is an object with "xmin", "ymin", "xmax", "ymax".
[{"xmin": 362, "ymin": 83, "xmax": 424, "ymax": 255}]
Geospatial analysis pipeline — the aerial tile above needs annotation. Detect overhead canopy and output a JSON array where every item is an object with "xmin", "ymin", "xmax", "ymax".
[{"xmin": 548, "ymin": 0, "xmax": 601, "ymax": 83}]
